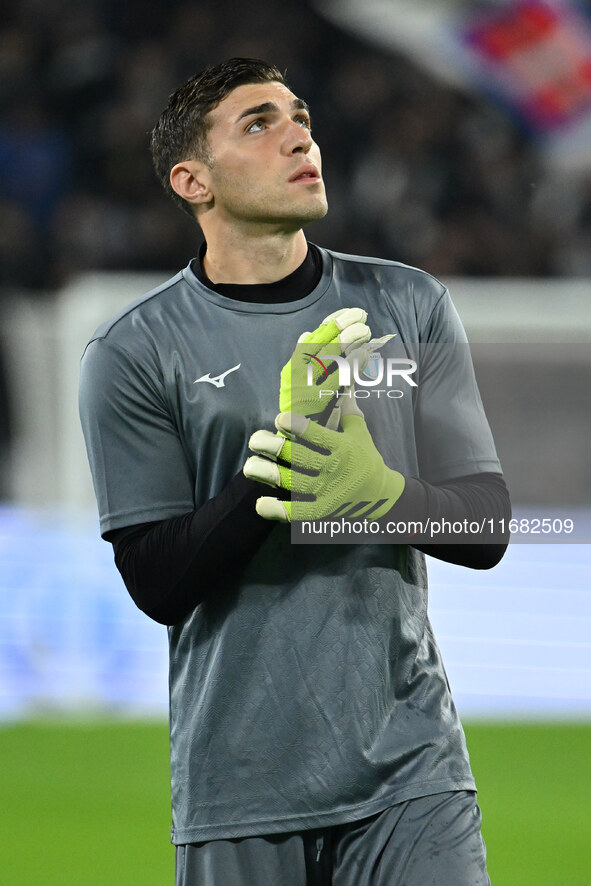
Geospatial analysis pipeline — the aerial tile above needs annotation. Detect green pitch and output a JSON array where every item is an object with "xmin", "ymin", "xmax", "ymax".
[{"xmin": 0, "ymin": 720, "xmax": 589, "ymax": 885}]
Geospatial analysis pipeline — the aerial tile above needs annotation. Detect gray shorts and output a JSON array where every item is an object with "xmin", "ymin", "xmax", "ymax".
[{"xmin": 175, "ymin": 790, "xmax": 490, "ymax": 886}]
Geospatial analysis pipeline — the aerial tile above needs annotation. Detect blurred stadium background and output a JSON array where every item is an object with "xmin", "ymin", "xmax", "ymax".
[{"xmin": 0, "ymin": 0, "xmax": 590, "ymax": 883}]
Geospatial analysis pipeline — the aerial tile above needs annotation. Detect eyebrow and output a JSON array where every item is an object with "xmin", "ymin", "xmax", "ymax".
[{"xmin": 235, "ymin": 98, "xmax": 310, "ymax": 123}]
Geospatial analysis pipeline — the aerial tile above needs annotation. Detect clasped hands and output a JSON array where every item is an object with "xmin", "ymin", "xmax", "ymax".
[{"xmin": 243, "ymin": 309, "xmax": 405, "ymax": 523}]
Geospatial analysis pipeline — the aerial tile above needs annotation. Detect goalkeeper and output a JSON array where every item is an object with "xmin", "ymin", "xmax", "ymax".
[{"xmin": 80, "ymin": 59, "xmax": 510, "ymax": 886}]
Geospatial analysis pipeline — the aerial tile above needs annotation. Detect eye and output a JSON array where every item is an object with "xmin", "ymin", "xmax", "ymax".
[
  {"xmin": 295, "ymin": 114, "xmax": 312, "ymax": 131},
  {"xmin": 246, "ymin": 118, "xmax": 266, "ymax": 133}
]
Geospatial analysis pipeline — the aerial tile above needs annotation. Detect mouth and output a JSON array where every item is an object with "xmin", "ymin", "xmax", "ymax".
[{"xmin": 289, "ymin": 167, "xmax": 321, "ymax": 183}]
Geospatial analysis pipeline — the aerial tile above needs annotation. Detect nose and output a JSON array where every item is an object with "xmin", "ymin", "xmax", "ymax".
[{"xmin": 281, "ymin": 118, "xmax": 313, "ymax": 155}]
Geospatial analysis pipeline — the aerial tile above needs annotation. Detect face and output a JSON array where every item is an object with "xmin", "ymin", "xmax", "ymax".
[{"xmin": 200, "ymin": 81, "xmax": 328, "ymax": 229}]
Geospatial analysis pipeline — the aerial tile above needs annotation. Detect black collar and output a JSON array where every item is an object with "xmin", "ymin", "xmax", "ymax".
[{"xmin": 190, "ymin": 242, "xmax": 323, "ymax": 304}]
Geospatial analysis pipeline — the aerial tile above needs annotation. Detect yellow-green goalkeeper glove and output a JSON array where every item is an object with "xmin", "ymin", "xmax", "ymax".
[
  {"xmin": 243, "ymin": 403, "xmax": 405, "ymax": 522},
  {"xmin": 279, "ymin": 307, "xmax": 371, "ymax": 422}
]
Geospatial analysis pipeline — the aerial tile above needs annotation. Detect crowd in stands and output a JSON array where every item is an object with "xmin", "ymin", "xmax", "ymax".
[{"xmin": 1, "ymin": 0, "xmax": 591, "ymax": 293}]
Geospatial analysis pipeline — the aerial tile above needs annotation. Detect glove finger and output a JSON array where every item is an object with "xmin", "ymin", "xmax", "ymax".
[
  {"xmin": 342, "ymin": 333, "xmax": 397, "ymax": 370},
  {"xmin": 303, "ymin": 322, "xmax": 371, "ymax": 352},
  {"xmin": 251, "ymin": 430, "xmax": 323, "ymax": 472},
  {"xmin": 275, "ymin": 412, "xmax": 339, "ymax": 452},
  {"xmin": 338, "ymin": 387, "xmax": 365, "ymax": 420},
  {"xmin": 243, "ymin": 454, "xmax": 282, "ymax": 488},
  {"xmin": 369, "ymin": 333, "xmax": 396, "ymax": 348},
  {"xmin": 321, "ymin": 307, "xmax": 367, "ymax": 331},
  {"xmin": 338, "ymin": 321, "xmax": 372, "ymax": 349},
  {"xmin": 300, "ymin": 321, "xmax": 343, "ymax": 347},
  {"xmin": 301, "ymin": 308, "xmax": 368, "ymax": 347},
  {"xmin": 248, "ymin": 429, "xmax": 287, "ymax": 459},
  {"xmin": 324, "ymin": 405, "xmax": 341, "ymax": 430},
  {"xmin": 256, "ymin": 496, "xmax": 291, "ymax": 522},
  {"xmin": 245, "ymin": 437, "xmax": 323, "ymax": 493},
  {"xmin": 276, "ymin": 409, "xmax": 371, "ymax": 458}
]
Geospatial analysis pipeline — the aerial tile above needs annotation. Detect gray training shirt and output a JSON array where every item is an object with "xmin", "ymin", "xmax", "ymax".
[{"xmin": 79, "ymin": 246, "xmax": 501, "ymax": 842}]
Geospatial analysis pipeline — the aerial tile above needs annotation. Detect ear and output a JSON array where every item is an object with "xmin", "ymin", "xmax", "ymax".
[{"xmin": 170, "ymin": 160, "xmax": 213, "ymax": 208}]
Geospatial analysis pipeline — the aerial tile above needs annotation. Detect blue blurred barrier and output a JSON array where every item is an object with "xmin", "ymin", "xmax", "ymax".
[
  {"xmin": 0, "ymin": 506, "xmax": 589, "ymax": 720},
  {"xmin": 0, "ymin": 507, "xmax": 168, "ymax": 719},
  {"xmin": 429, "ymin": 538, "xmax": 591, "ymax": 718}
]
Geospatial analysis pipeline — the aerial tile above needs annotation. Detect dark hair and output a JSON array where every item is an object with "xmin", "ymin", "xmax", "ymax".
[{"xmin": 151, "ymin": 58, "xmax": 287, "ymax": 216}]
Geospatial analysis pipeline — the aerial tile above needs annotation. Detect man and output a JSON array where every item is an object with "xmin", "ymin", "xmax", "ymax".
[{"xmin": 79, "ymin": 58, "xmax": 510, "ymax": 885}]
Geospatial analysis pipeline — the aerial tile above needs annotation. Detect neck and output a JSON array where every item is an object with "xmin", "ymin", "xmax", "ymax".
[{"xmin": 201, "ymin": 226, "xmax": 309, "ymax": 284}]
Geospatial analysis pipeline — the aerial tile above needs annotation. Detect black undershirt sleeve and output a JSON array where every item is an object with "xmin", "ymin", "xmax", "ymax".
[
  {"xmin": 106, "ymin": 473, "xmax": 274, "ymax": 627},
  {"xmin": 108, "ymin": 471, "xmax": 510, "ymax": 626},
  {"xmin": 393, "ymin": 472, "xmax": 511, "ymax": 569}
]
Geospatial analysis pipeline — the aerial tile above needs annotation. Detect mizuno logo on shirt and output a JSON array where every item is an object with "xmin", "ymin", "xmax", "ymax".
[{"xmin": 194, "ymin": 364, "xmax": 241, "ymax": 388}]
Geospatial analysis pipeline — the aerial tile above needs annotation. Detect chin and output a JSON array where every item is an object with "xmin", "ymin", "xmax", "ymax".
[{"xmin": 299, "ymin": 198, "xmax": 329, "ymax": 222}]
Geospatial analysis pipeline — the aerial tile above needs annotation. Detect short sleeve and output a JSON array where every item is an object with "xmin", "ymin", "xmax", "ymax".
[
  {"xmin": 414, "ymin": 289, "xmax": 502, "ymax": 482},
  {"xmin": 79, "ymin": 337, "xmax": 195, "ymax": 535}
]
